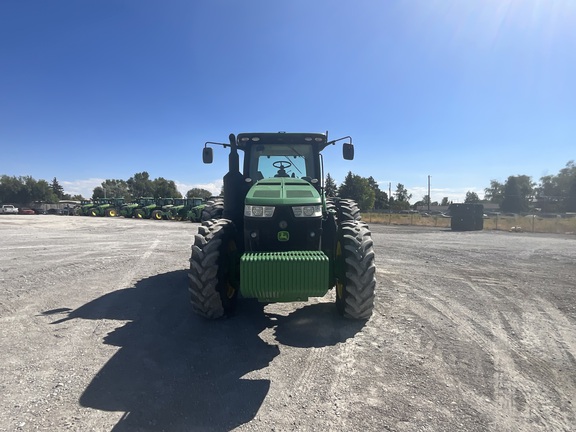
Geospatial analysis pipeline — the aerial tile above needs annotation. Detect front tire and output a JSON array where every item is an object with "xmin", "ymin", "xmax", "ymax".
[
  {"xmin": 188, "ymin": 219, "xmax": 239, "ymax": 319},
  {"xmin": 106, "ymin": 208, "xmax": 117, "ymax": 217},
  {"xmin": 151, "ymin": 210, "xmax": 163, "ymax": 220},
  {"xmin": 335, "ymin": 221, "xmax": 376, "ymax": 319},
  {"xmin": 134, "ymin": 209, "xmax": 145, "ymax": 219}
]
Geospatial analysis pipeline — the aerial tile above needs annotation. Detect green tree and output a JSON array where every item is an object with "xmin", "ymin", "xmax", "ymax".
[
  {"xmin": 464, "ymin": 191, "xmax": 480, "ymax": 203},
  {"xmin": 127, "ymin": 172, "xmax": 154, "ymax": 198},
  {"xmin": 501, "ymin": 177, "xmax": 527, "ymax": 213},
  {"xmin": 338, "ymin": 171, "xmax": 375, "ymax": 211},
  {"xmin": 441, "ymin": 197, "xmax": 450, "ymax": 206},
  {"xmin": 0, "ymin": 175, "xmax": 57, "ymax": 204},
  {"xmin": 186, "ymin": 188, "xmax": 212, "ymax": 200},
  {"xmin": 535, "ymin": 160, "xmax": 576, "ymax": 212},
  {"xmin": 367, "ymin": 176, "xmax": 388, "ymax": 210},
  {"xmin": 484, "ymin": 180, "xmax": 504, "ymax": 204},
  {"xmin": 566, "ymin": 176, "xmax": 576, "ymax": 212},
  {"xmin": 153, "ymin": 177, "xmax": 182, "ymax": 198},
  {"xmin": 51, "ymin": 177, "xmax": 65, "ymax": 200},
  {"xmin": 392, "ymin": 183, "xmax": 411, "ymax": 210},
  {"xmin": 96, "ymin": 179, "xmax": 130, "ymax": 200},
  {"xmin": 324, "ymin": 173, "xmax": 337, "ymax": 197}
]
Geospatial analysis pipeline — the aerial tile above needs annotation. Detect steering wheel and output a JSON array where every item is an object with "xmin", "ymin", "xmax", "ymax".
[
  {"xmin": 273, "ymin": 160, "xmax": 292, "ymax": 177},
  {"xmin": 273, "ymin": 161, "xmax": 292, "ymax": 170}
]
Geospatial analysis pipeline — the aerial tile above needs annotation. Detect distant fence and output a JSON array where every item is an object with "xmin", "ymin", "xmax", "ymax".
[{"xmin": 363, "ymin": 212, "xmax": 576, "ymax": 234}]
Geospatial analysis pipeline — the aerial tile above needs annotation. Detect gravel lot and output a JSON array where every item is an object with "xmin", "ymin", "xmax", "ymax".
[{"xmin": 1, "ymin": 215, "xmax": 575, "ymax": 432}]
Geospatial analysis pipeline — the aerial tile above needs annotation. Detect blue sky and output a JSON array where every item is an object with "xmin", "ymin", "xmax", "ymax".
[{"xmin": 1, "ymin": 0, "xmax": 575, "ymax": 203}]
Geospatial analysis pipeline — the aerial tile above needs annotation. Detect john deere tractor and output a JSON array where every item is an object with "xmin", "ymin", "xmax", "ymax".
[
  {"xmin": 133, "ymin": 197, "xmax": 164, "ymax": 220},
  {"xmin": 89, "ymin": 198, "xmax": 125, "ymax": 217},
  {"xmin": 75, "ymin": 200, "xmax": 95, "ymax": 216},
  {"xmin": 188, "ymin": 132, "xmax": 376, "ymax": 320}
]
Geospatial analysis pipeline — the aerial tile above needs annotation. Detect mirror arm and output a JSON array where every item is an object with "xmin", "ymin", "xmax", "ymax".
[{"xmin": 326, "ymin": 136, "xmax": 352, "ymax": 147}]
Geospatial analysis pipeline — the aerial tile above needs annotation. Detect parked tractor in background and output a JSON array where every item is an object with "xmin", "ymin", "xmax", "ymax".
[
  {"xmin": 134, "ymin": 197, "xmax": 165, "ymax": 220},
  {"xmin": 75, "ymin": 200, "xmax": 95, "ymax": 216},
  {"xmin": 163, "ymin": 198, "xmax": 204, "ymax": 221},
  {"xmin": 165, "ymin": 198, "xmax": 188, "ymax": 220},
  {"xmin": 89, "ymin": 198, "xmax": 125, "ymax": 217},
  {"xmin": 119, "ymin": 199, "xmax": 142, "ymax": 218},
  {"xmin": 188, "ymin": 132, "xmax": 376, "ymax": 320},
  {"xmin": 159, "ymin": 198, "xmax": 176, "ymax": 220},
  {"xmin": 187, "ymin": 197, "xmax": 206, "ymax": 222}
]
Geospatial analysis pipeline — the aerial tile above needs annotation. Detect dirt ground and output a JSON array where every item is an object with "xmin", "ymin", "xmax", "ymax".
[{"xmin": 0, "ymin": 215, "xmax": 575, "ymax": 432}]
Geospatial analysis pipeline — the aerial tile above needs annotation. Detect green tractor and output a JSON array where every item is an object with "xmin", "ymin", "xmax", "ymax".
[
  {"xmin": 133, "ymin": 197, "xmax": 165, "ymax": 220},
  {"xmin": 75, "ymin": 200, "xmax": 95, "ymax": 216},
  {"xmin": 164, "ymin": 198, "xmax": 205, "ymax": 221},
  {"xmin": 186, "ymin": 197, "xmax": 206, "ymax": 222},
  {"xmin": 188, "ymin": 132, "xmax": 376, "ymax": 320},
  {"xmin": 119, "ymin": 198, "xmax": 142, "ymax": 218},
  {"xmin": 89, "ymin": 198, "xmax": 125, "ymax": 217}
]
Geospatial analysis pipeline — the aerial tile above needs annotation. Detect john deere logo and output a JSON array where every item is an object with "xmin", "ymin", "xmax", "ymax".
[{"xmin": 277, "ymin": 231, "xmax": 290, "ymax": 242}]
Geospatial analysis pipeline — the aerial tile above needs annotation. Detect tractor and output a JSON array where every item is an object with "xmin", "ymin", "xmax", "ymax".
[
  {"xmin": 75, "ymin": 200, "xmax": 95, "ymax": 216},
  {"xmin": 164, "ymin": 197, "xmax": 205, "ymax": 221},
  {"xmin": 119, "ymin": 198, "xmax": 143, "ymax": 218},
  {"xmin": 89, "ymin": 198, "xmax": 125, "ymax": 217},
  {"xmin": 186, "ymin": 197, "xmax": 206, "ymax": 222},
  {"xmin": 188, "ymin": 132, "xmax": 376, "ymax": 320},
  {"xmin": 133, "ymin": 197, "xmax": 166, "ymax": 220}
]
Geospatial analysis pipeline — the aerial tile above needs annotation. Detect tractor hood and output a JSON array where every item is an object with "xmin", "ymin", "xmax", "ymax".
[{"xmin": 245, "ymin": 178, "xmax": 321, "ymax": 206}]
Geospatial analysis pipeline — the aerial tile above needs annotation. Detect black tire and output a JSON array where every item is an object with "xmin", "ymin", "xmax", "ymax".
[
  {"xmin": 106, "ymin": 208, "xmax": 117, "ymax": 217},
  {"xmin": 325, "ymin": 198, "xmax": 336, "ymax": 216},
  {"xmin": 327, "ymin": 198, "xmax": 361, "ymax": 222},
  {"xmin": 335, "ymin": 221, "xmax": 376, "ymax": 319},
  {"xmin": 90, "ymin": 208, "xmax": 99, "ymax": 217},
  {"xmin": 188, "ymin": 219, "xmax": 239, "ymax": 319},
  {"xmin": 151, "ymin": 210, "xmax": 163, "ymax": 220},
  {"xmin": 201, "ymin": 197, "xmax": 224, "ymax": 222},
  {"xmin": 134, "ymin": 209, "xmax": 145, "ymax": 219}
]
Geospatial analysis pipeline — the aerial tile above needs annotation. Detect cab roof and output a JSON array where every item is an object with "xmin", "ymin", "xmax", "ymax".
[{"xmin": 236, "ymin": 132, "xmax": 327, "ymax": 149}]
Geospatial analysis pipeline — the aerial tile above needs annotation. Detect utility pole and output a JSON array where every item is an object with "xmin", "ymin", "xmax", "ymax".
[{"xmin": 427, "ymin": 175, "xmax": 431, "ymax": 212}]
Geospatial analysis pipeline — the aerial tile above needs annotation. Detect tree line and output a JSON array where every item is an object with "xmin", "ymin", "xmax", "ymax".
[
  {"xmin": 0, "ymin": 172, "xmax": 213, "ymax": 205},
  {"xmin": 328, "ymin": 160, "xmax": 576, "ymax": 214},
  {"xmin": 482, "ymin": 160, "xmax": 576, "ymax": 213},
  {"xmin": 0, "ymin": 175, "xmax": 77, "ymax": 205},
  {"xmin": 3, "ymin": 161, "xmax": 575, "ymax": 213},
  {"xmin": 91, "ymin": 172, "xmax": 212, "ymax": 202}
]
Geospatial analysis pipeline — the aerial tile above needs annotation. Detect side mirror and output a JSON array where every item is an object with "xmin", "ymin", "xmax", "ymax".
[
  {"xmin": 202, "ymin": 147, "xmax": 213, "ymax": 164},
  {"xmin": 343, "ymin": 143, "xmax": 354, "ymax": 160}
]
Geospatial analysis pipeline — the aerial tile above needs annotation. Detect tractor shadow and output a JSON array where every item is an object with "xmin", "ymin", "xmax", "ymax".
[
  {"xmin": 46, "ymin": 270, "xmax": 279, "ymax": 432},
  {"xmin": 44, "ymin": 271, "xmax": 365, "ymax": 431},
  {"xmin": 266, "ymin": 302, "xmax": 368, "ymax": 348}
]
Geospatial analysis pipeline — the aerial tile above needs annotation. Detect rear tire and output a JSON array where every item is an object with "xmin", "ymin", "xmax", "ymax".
[
  {"xmin": 151, "ymin": 210, "xmax": 163, "ymax": 220},
  {"xmin": 106, "ymin": 208, "xmax": 117, "ymax": 217},
  {"xmin": 201, "ymin": 198, "xmax": 224, "ymax": 222},
  {"xmin": 336, "ymin": 198, "xmax": 362, "ymax": 222},
  {"xmin": 188, "ymin": 219, "xmax": 239, "ymax": 319},
  {"xmin": 335, "ymin": 221, "xmax": 376, "ymax": 319}
]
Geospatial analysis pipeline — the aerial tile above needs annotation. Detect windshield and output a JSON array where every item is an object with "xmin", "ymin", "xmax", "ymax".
[{"xmin": 248, "ymin": 144, "xmax": 315, "ymax": 180}]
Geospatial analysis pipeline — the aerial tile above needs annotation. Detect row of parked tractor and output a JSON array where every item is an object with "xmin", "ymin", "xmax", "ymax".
[{"xmin": 74, "ymin": 197, "xmax": 207, "ymax": 221}]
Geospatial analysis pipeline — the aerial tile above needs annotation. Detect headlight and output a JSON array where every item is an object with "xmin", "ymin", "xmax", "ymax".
[
  {"xmin": 292, "ymin": 205, "xmax": 322, "ymax": 218},
  {"xmin": 245, "ymin": 205, "xmax": 275, "ymax": 218}
]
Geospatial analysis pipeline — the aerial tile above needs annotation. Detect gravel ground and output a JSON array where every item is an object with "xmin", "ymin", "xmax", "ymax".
[{"xmin": 0, "ymin": 215, "xmax": 575, "ymax": 432}]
